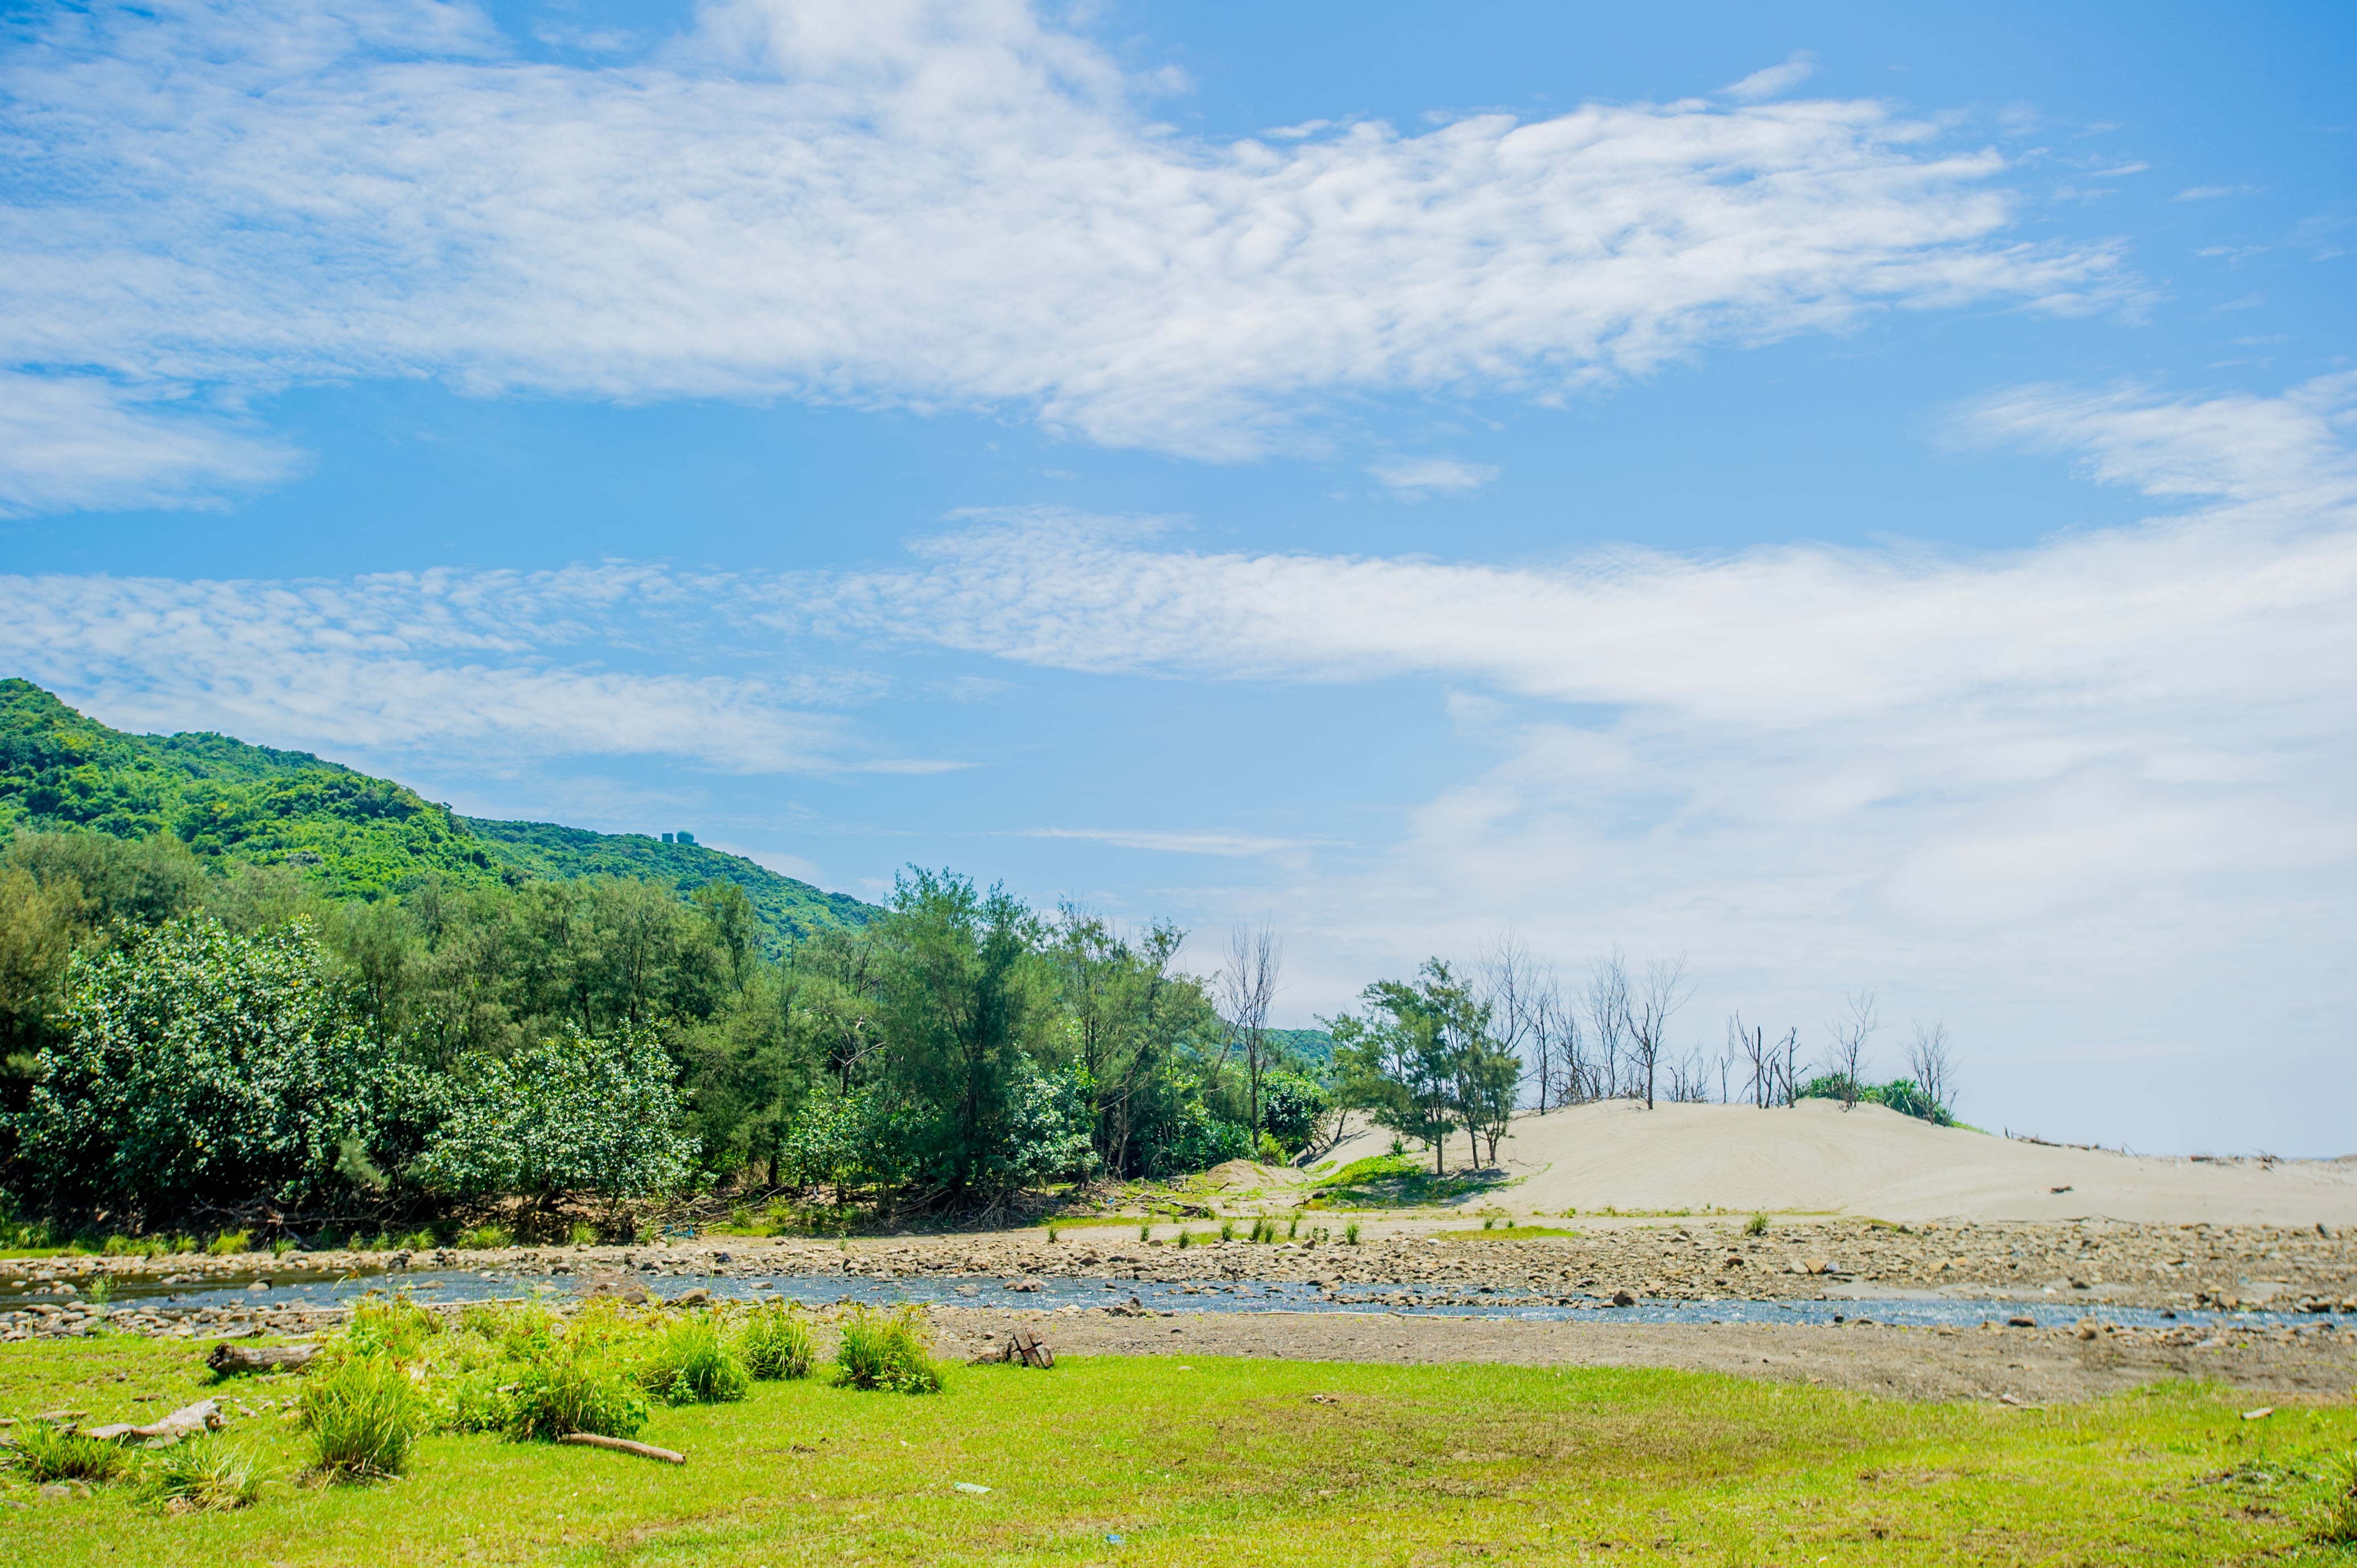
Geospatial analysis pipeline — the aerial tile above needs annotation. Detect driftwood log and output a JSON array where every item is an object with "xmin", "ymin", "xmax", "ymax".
[
  {"xmin": 85, "ymin": 1398, "xmax": 224, "ymax": 1445},
  {"xmin": 207, "ymin": 1342, "xmax": 319, "ymax": 1376},
  {"xmin": 558, "ymin": 1433, "xmax": 687, "ymax": 1464}
]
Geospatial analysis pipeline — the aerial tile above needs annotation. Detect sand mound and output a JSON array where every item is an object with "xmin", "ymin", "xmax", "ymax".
[{"xmin": 1317, "ymin": 1100, "xmax": 2357, "ymax": 1224}]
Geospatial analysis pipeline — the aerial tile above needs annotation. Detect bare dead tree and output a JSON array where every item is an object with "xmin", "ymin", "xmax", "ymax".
[
  {"xmin": 1627, "ymin": 955, "xmax": 1695, "ymax": 1111},
  {"xmin": 1538, "ymin": 981, "xmax": 1592, "ymax": 1105},
  {"xmin": 1478, "ymin": 932, "xmax": 1542, "ymax": 1111},
  {"xmin": 1824, "ymin": 990, "xmax": 1880, "ymax": 1111},
  {"xmin": 1906, "ymin": 1020, "xmax": 1955, "ymax": 1120},
  {"xmin": 1585, "ymin": 954, "xmax": 1630, "ymax": 1101},
  {"xmin": 1731, "ymin": 1014, "xmax": 1771, "ymax": 1107},
  {"xmin": 1778, "ymin": 1027, "xmax": 1802, "ymax": 1107},
  {"xmin": 1217, "ymin": 923, "xmax": 1284, "ymax": 1148}
]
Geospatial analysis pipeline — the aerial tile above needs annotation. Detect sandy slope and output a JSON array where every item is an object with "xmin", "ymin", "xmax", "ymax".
[{"xmin": 1316, "ymin": 1099, "xmax": 2357, "ymax": 1224}]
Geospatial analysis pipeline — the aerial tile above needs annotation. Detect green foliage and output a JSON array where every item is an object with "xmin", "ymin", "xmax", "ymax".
[
  {"xmin": 140, "ymin": 1434, "xmax": 273, "ymax": 1511},
  {"xmin": 208, "ymin": 1228, "xmax": 251, "ymax": 1256},
  {"xmin": 736, "ymin": 1300, "xmax": 815, "ymax": 1381},
  {"xmin": 833, "ymin": 1303, "xmax": 944, "ymax": 1393},
  {"xmin": 1795, "ymin": 1073, "xmax": 1953, "ymax": 1124},
  {"xmin": 641, "ymin": 1314, "xmax": 752, "ymax": 1405},
  {"xmin": 337, "ymin": 1294, "xmax": 443, "ymax": 1363},
  {"xmin": 14, "ymin": 916, "xmax": 415, "ymax": 1210},
  {"xmin": 411, "ymin": 1025, "xmax": 695, "ymax": 1199},
  {"xmin": 300, "ymin": 1353, "xmax": 426, "ymax": 1480},
  {"xmin": 11, "ymin": 1420, "xmax": 130, "ymax": 1483},
  {"xmin": 1746, "ymin": 1212, "xmax": 1770, "ymax": 1236},
  {"xmin": 1257, "ymin": 1070, "xmax": 1331, "ymax": 1155},
  {"xmin": 1344, "ymin": 1220, "xmax": 1361, "ymax": 1244},
  {"xmin": 1328, "ymin": 959, "xmax": 1517, "ymax": 1171},
  {"xmin": 456, "ymin": 1223, "xmax": 510, "ymax": 1250}
]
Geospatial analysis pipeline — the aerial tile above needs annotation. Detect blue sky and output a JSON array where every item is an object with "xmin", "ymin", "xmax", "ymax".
[{"xmin": 3, "ymin": 1, "xmax": 2353, "ymax": 1152}]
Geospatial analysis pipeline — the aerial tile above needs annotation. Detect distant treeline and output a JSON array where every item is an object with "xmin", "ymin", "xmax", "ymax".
[{"xmin": 0, "ymin": 828, "xmax": 1328, "ymax": 1229}]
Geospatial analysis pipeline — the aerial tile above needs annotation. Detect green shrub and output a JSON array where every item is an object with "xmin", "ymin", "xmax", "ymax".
[
  {"xmin": 1175, "ymin": 1229, "xmax": 1193, "ymax": 1250},
  {"xmin": 207, "ymin": 1229, "xmax": 251, "ymax": 1256},
  {"xmin": 141, "ymin": 1434, "xmax": 271, "ymax": 1512},
  {"xmin": 641, "ymin": 1314, "xmax": 750, "ymax": 1405},
  {"xmin": 13, "ymin": 1422, "xmax": 129, "ymax": 1484},
  {"xmin": 1344, "ymin": 1220, "xmax": 1362, "ymax": 1244},
  {"xmin": 737, "ymin": 1301, "xmax": 814, "ymax": 1381},
  {"xmin": 1286, "ymin": 1214, "xmax": 1301, "ymax": 1240},
  {"xmin": 833, "ymin": 1304, "xmax": 943, "ymax": 1394},
  {"xmin": 501, "ymin": 1346, "xmax": 650, "ymax": 1441},
  {"xmin": 567, "ymin": 1220, "xmax": 599, "ymax": 1245},
  {"xmin": 1045, "ymin": 1224, "xmax": 1061, "ymax": 1242},
  {"xmin": 457, "ymin": 1223, "xmax": 512, "ymax": 1251},
  {"xmin": 269, "ymin": 1236, "xmax": 297, "ymax": 1258},
  {"xmin": 1138, "ymin": 1222, "xmax": 1151, "ymax": 1242},
  {"xmin": 1218, "ymin": 1219, "xmax": 1236, "ymax": 1242},
  {"xmin": 1746, "ymin": 1212, "xmax": 1769, "ymax": 1236},
  {"xmin": 300, "ymin": 1353, "xmax": 425, "ymax": 1480},
  {"xmin": 339, "ymin": 1294, "xmax": 441, "ymax": 1363}
]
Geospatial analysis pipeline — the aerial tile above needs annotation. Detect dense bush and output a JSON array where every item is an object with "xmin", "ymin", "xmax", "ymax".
[
  {"xmin": 1796, "ymin": 1073, "xmax": 1952, "ymax": 1124},
  {"xmin": 410, "ymin": 1025, "xmax": 694, "ymax": 1201},
  {"xmin": 13, "ymin": 917, "xmax": 416, "ymax": 1211},
  {"xmin": 641, "ymin": 1314, "xmax": 751, "ymax": 1405}
]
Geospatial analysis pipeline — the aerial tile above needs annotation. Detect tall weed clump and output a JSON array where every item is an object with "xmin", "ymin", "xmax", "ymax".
[
  {"xmin": 641, "ymin": 1314, "xmax": 751, "ymax": 1405},
  {"xmin": 12, "ymin": 1422, "xmax": 129, "ymax": 1484},
  {"xmin": 2317, "ymin": 1449, "xmax": 2357, "ymax": 1546},
  {"xmin": 141, "ymin": 1435, "xmax": 273, "ymax": 1512},
  {"xmin": 833, "ymin": 1304, "xmax": 944, "ymax": 1393},
  {"xmin": 299, "ymin": 1354, "xmax": 425, "ymax": 1480},
  {"xmin": 737, "ymin": 1300, "xmax": 815, "ymax": 1380}
]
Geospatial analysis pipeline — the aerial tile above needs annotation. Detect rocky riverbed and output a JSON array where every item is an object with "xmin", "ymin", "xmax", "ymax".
[{"xmin": 8, "ymin": 1214, "xmax": 2353, "ymax": 1346}]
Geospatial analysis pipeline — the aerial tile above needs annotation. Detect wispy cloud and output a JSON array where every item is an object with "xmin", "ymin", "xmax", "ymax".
[
  {"xmin": 2173, "ymin": 184, "xmax": 2254, "ymax": 200},
  {"xmin": 1020, "ymin": 827, "xmax": 1332, "ymax": 859},
  {"xmin": 1369, "ymin": 457, "xmax": 1498, "ymax": 498},
  {"xmin": 0, "ymin": 1, "xmax": 2125, "ymax": 507},
  {"xmin": 0, "ymin": 564, "xmax": 933, "ymax": 775},
  {"xmin": 0, "ymin": 372, "xmax": 304, "ymax": 516},
  {"xmin": 1723, "ymin": 53, "xmax": 1818, "ymax": 102}
]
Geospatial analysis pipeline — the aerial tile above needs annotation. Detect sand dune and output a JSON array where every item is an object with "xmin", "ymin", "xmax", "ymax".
[{"xmin": 1316, "ymin": 1099, "xmax": 2357, "ymax": 1224}]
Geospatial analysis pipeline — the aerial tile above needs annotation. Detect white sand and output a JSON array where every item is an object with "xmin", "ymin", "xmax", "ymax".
[{"xmin": 1315, "ymin": 1099, "xmax": 2357, "ymax": 1224}]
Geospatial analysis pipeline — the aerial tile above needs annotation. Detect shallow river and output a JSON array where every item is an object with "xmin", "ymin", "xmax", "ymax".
[{"xmin": 5, "ymin": 1264, "xmax": 2322, "ymax": 1333}]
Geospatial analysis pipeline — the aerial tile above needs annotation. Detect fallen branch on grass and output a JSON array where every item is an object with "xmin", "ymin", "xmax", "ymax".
[
  {"xmin": 558, "ymin": 1433, "xmax": 686, "ymax": 1464},
  {"xmin": 208, "ymin": 1342, "xmax": 318, "ymax": 1376}
]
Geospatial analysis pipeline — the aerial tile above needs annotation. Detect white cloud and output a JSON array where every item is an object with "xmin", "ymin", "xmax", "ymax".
[
  {"xmin": 1723, "ymin": 53, "xmax": 1817, "ymax": 102},
  {"xmin": 0, "ymin": 564, "xmax": 927, "ymax": 775},
  {"xmin": 803, "ymin": 380, "xmax": 2357, "ymax": 1148},
  {"xmin": 1369, "ymin": 457, "xmax": 1499, "ymax": 497},
  {"xmin": 1021, "ymin": 827, "xmax": 1330, "ymax": 859},
  {"xmin": 2172, "ymin": 184, "xmax": 2252, "ymax": 201},
  {"xmin": 0, "ymin": 371, "xmax": 304, "ymax": 516},
  {"xmin": 0, "ymin": 0, "xmax": 2123, "ymax": 506}
]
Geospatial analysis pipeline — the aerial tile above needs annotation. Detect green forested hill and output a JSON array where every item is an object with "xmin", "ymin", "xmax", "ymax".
[{"xmin": 0, "ymin": 679, "xmax": 873, "ymax": 945}]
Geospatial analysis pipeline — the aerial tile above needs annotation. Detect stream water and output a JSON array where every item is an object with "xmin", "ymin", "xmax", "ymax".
[{"xmin": 3, "ymin": 1263, "xmax": 2328, "ymax": 1333}]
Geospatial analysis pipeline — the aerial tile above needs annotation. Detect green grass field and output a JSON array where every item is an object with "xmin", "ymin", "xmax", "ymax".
[{"xmin": 5, "ymin": 1334, "xmax": 2354, "ymax": 1565}]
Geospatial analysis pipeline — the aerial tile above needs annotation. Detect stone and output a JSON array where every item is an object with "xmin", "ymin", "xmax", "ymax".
[{"xmin": 1610, "ymin": 1290, "xmax": 1638, "ymax": 1308}]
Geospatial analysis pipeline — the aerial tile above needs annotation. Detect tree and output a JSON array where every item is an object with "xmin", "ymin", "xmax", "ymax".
[
  {"xmin": 1824, "ymin": 991, "xmax": 1880, "ymax": 1111},
  {"xmin": 1585, "ymin": 954, "xmax": 1630, "ymax": 1100},
  {"xmin": 15, "ymin": 917, "xmax": 410, "ymax": 1214},
  {"xmin": 1626, "ymin": 956, "xmax": 1693, "ymax": 1111},
  {"xmin": 1906, "ymin": 1020, "xmax": 1956, "ymax": 1120},
  {"xmin": 867, "ymin": 868, "xmax": 1047, "ymax": 1196},
  {"xmin": 412, "ymin": 1024, "xmax": 694, "ymax": 1202},
  {"xmin": 1216, "ymin": 923, "xmax": 1283, "ymax": 1149},
  {"xmin": 1329, "ymin": 972, "xmax": 1457, "ymax": 1173}
]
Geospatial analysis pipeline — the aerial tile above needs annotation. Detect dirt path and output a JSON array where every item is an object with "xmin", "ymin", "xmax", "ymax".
[{"xmin": 933, "ymin": 1305, "xmax": 2357, "ymax": 1405}]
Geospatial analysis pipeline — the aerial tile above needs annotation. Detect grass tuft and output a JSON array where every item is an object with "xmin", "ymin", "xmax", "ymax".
[
  {"xmin": 833, "ymin": 1303, "xmax": 945, "ymax": 1394},
  {"xmin": 641, "ymin": 1314, "xmax": 751, "ymax": 1405},
  {"xmin": 299, "ymin": 1352, "xmax": 426, "ymax": 1481},
  {"xmin": 2317, "ymin": 1449, "xmax": 2357, "ymax": 1545},
  {"xmin": 457, "ymin": 1223, "xmax": 512, "ymax": 1251},
  {"xmin": 736, "ymin": 1300, "xmax": 815, "ymax": 1381},
  {"xmin": 1344, "ymin": 1220, "xmax": 1362, "ymax": 1244},
  {"xmin": 1746, "ymin": 1211, "xmax": 1770, "ymax": 1236},
  {"xmin": 12, "ymin": 1421, "xmax": 130, "ymax": 1484},
  {"xmin": 207, "ymin": 1229, "xmax": 251, "ymax": 1256},
  {"xmin": 141, "ymin": 1434, "xmax": 273, "ymax": 1512}
]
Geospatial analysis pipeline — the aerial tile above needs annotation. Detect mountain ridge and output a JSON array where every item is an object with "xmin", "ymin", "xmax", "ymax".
[{"xmin": 0, "ymin": 678, "xmax": 873, "ymax": 947}]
